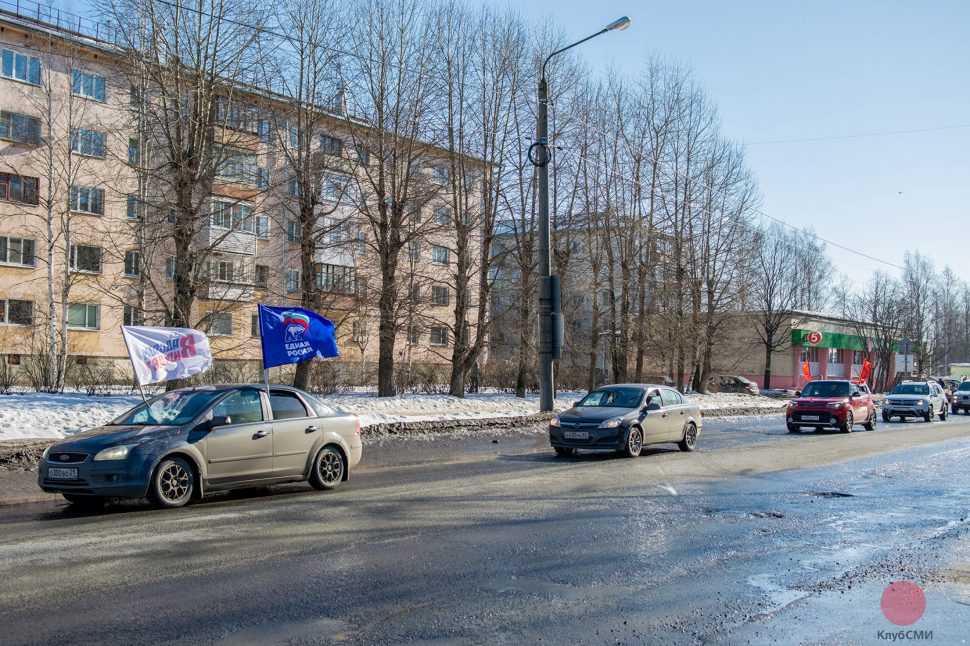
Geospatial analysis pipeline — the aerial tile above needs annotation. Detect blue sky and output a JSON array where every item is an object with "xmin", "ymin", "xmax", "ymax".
[
  {"xmin": 62, "ymin": 0, "xmax": 970, "ymax": 282},
  {"xmin": 499, "ymin": 0, "xmax": 970, "ymax": 283}
]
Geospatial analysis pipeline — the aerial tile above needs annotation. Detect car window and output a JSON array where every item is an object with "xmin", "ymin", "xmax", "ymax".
[
  {"xmin": 661, "ymin": 389, "xmax": 681, "ymax": 406},
  {"xmin": 112, "ymin": 390, "xmax": 222, "ymax": 426},
  {"xmin": 801, "ymin": 381, "xmax": 850, "ymax": 397},
  {"xmin": 892, "ymin": 384, "xmax": 929, "ymax": 396},
  {"xmin": 270, "ymin": 391, "xmax": 310, "ymax": 420},
  {"xmin": 850, "ymin": 386, "xmax": 861, "ymax": 396},
  {"xmin": 579, "ymin": 388, "xmax": 645, "ymax": 408},
  {"xmin": 959, "ymin": 383, "xmax": 970, "ymax": 392},
  {"xmin": 212, "ymin": 391, "xmax": 264, "ymax": 424},
  {"xmin": 302, "ymin": 393, "xmax": 334, "ymax": 417}
]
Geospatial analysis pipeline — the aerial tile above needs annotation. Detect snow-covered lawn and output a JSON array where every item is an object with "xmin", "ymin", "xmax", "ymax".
[{"xmin": 0, "ymin": 389, "xmax": 783, "ymax": 441}]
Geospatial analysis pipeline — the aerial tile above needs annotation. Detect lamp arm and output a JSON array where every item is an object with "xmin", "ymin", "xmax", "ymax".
[{"xmin": 541, "ymin": 28, "xmax": 609, "ymax": 82}]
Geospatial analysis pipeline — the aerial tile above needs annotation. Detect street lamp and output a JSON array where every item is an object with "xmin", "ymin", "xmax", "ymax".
[{"xmin": 531, "ymin": 16, "xmax": 630, "ymax": 412}]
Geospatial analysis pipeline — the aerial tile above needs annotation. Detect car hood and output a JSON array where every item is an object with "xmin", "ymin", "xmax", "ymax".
[
  {"xmin": 791, "ymin": 397, "xmax": 848, "ymax": 406},
  {"xmin": 558, "ymin": 406, "xmax": 636, "ymax": 422},
  {"xmin": 50, "ymin": 424, "xmax": 182, "ymax": 451},
  {"xmin": 886, "ymin": 394, "xmax": 930, "ymax": 402}
]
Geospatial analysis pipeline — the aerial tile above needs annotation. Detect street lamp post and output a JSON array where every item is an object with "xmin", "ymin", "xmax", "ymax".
[{"xmin": 531, "ymin": 16, "xmax": 630, "ymax": 412}]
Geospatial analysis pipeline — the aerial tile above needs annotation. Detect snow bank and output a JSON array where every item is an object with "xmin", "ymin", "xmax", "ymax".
[{"xmin": 0, "ymin": 393, "xmax": 142, "ymax": 440}]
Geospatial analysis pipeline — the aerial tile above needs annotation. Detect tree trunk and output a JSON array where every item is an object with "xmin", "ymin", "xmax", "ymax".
[{"xmin": 763, "ymin": 341, "xmax": 773, "ymax": 390}]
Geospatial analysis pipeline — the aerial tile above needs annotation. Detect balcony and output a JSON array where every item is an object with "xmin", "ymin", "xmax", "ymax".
[
  {"xmin": 314, "ymin": 245, "xmax": 355, "ymax": 267},
  {"xmin": 199, "ymin": 225, "xmax": 257, "ymax": 256},
  {"xmin": 205, "ymin": 281, "xmax": 254, "ymax": 302}
]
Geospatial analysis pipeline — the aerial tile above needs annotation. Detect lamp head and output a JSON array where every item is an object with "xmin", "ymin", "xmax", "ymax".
[{"xmin": 605, "ymin": 16, "xmax": 631, "ymax": 31}]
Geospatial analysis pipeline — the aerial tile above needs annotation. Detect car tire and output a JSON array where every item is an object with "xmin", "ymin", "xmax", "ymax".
[
  {"xmin": 882, "ymin": 410, "xmax": 891, "ymax": 423},
  {"xmin": 554, "ymin": 446, "xmax": 576, "ymax": 457},
  {"xmin": 147, "ymin": 456, "xmax": 194, "ymax": 509},
  {"xmin": 62, "ymin": 493, "xmax": 106, "ymax": 507},
  {"xmin": 863, "ymin": 411, "xmax": 877, "ymax": 431},
  {"xmin": 624, "ymin": 426, "xmax": 643, "ymax": 458},
  {"xmin": 840, "ymin": 411, "xmax": 853, "ymax": 433},
  {"xmin": 309, "ymin": 445, "xmax": 345, "ymax": 490},
  {"xmin": 787, "ymin": 424, "xmax": 800, "ymax": 433},
  {"xmin": 940, "ymin": 404, "xmax": 948, "ymax": 421},
  {"xmin": 679, "ymin": 423, "xmax": 698, "ymax": 451},
  {"xmin": 923, "ymin": 408, "xmax": 932, "ymax": 423}
]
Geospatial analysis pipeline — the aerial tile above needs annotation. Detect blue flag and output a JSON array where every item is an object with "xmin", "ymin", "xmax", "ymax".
[{"xmin": 258, "ymin": 304, "xmax": 339, "ymax": 369}]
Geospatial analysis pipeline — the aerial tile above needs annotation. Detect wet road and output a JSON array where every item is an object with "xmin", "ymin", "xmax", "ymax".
[{"xmin": 1, "ymin": 414, "xmax": 969, "ymax": 644}]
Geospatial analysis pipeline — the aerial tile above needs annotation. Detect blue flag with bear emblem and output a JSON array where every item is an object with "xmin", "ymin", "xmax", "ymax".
[{"xmin": 258, "ymin": 304, "xmax": 339, "ymax": 369}]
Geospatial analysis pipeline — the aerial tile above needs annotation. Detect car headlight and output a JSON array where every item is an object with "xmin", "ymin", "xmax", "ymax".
[
  {"xmin": 788, "ymin": 401, "xmax": 798, "ymax": 408},
  {"xmin": 93, "ymin": 445, "xmax": 132, "ymax": 461},
  {"xmin": 550, "ymin": 416, "xmax": 561, "ymax": 427},
  {"xmin": 827, "ymin": 400, "xmax": 848, "ymax": 409},
  {"xmin": 915, "ymin": 399, "xmax": 925, "ymax": 406},
  {"xmin": 599, "ymin": 416, "xmax": 624, "ymax": 429}
]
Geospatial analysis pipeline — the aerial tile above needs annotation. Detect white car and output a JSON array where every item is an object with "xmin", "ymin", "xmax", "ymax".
[{"xmin": 882, "ymin": 381, "xmax": 948, "ymax": 422}]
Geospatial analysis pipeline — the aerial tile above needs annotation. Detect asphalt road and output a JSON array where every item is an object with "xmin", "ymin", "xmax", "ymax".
[{"xmin": 1, "ymin": 414, "xmax": 969, "ymax": 645}]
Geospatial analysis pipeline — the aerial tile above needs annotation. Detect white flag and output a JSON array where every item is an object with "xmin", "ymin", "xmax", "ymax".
[{"xmin": 121, "ymin": 326, "xmax": 213, "ymax": 386}]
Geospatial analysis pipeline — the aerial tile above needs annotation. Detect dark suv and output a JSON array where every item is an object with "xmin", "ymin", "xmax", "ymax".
[{"xmin": 785, "ymin": 380, "xmax": 876, "ymax": 433}]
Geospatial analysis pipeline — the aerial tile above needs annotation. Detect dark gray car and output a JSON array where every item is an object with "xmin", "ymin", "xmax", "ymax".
[
  {"xmin": 549, "ymin": 384, "xmax": 703, "ymax": 457},
  {"xmin": 38, "ymin": 385, "xmax": 363, "ymax": 508}
]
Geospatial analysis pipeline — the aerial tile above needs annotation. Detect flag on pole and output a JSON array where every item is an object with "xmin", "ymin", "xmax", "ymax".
[
  {"xmin": 858, "ymin": 359, "xmax": 872, "ymax": 383},
  {"xmin": 258, "ymin": 304, "xmax": 339, "ymax": 369},
  {"xmin": 802, "ymin": 360, "xmax": 812, "ymax": 382},
  {"xmin": 121, "ymin": 326, "xmax": 213, "ymax": 386}
]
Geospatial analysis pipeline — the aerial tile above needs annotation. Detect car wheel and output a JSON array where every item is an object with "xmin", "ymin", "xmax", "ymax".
[
  {"xmin": 624, "ymin": 426, "xmax": 643, "ymax": 458},
  {"xmin": 787, "ymin": 424, "xmax": 800, "ymax": 433},
  {"xmin": 148, "ymin": 456, "xmax": 194, "ymax": 509},
  {"xmin": 923, "ymin": 408, "xmax": 932, "ymax": 423},
  {"xmin": 554, "ymin": 446, "xmax": 576, "ymax": 457},
  {"xmin": 863, "ymin": 410, "xmax": 877, "ymax": 431},
  {"xmin": 679, "ymin": 423, "xmax": 698, "ymax": 452},
  {"xmin": 309, "ymin": 445, "xmax": 345, "ymax": 490},
  {"xmin": 940, "ymin": 404, "xmax": 948, "ymax": 421},
  {"xmin": 62, "ymin": 493, "xmax": 106, "ymax": 507},
  {"xmin": 840, "ymin": 411, "xmax": 853, "ymax": 433},
  {"xmin": 882, "ymin": 410, "xmax": 891, "ymax": 423}
]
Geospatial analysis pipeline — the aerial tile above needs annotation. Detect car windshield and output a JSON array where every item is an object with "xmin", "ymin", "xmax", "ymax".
[
  {"xmin": 892, "ymin": 384, "xmax": 930, "ymax": 396},
  {"xmin": 801, "ymin": 382, "xmax": 850, "ymax": 398},
  {"xmin": 959, "ymin": 382, "xmax": 970, "ymax": 392},
  {"xmin": 578, "ymin": 388, "xmax": 645, "ymax": 408},
  {"xmin": 110, "ymin": 390, "xmax": 224, "ymax": 426}
]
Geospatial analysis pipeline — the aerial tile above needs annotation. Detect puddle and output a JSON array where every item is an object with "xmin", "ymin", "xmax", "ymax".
[
  {"xmin": 808, "ymin": 491, "xmax": 854, "ymax": 498},
  {"xmin": 746, "ymin": 573, "xmax": 809, "ymax": 611},
  {"xmin": 221, "ymin": 616, "xmax": 349, "ymax": 644}
]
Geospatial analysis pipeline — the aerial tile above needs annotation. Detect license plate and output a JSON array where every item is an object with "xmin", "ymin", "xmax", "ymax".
[
  {"xmin": 563, "ymin": 431, "xmax": 588, "ymax": 440},
  {"xmin": 48, "ymin": 467, "xmax": 78, "ymax": 480},
  {"xmin": 802, "ymin": 415, "xmax": 819, "ymax": 421}
]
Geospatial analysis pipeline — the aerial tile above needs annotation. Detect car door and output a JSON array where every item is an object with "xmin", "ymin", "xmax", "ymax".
[
  {"xmin": 269, "ymin": 390, "xmax": 320, "ymax": 476},
  {"xmin": 203, "ymin": 390, "xmax": 274, "ymax": 483},
  {"xmin": 660, "ymin": 388, "xmax": 687, "ymax": 441},
  {"xmin": 849, "ymin": 384, "xmax": 867, "ymax": 421},
  {"xmin": 640, "ymin": 388, "xmax": 667, "ymax": 443}
]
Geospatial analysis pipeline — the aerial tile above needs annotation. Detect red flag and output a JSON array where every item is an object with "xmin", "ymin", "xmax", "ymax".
[
  {"xmin": 802, "ymin": 360, "xmax": 812, "ymax": 382},
  {"xmin": 859, "ymin": 359, "xmax": 872, "ymax": 383}
]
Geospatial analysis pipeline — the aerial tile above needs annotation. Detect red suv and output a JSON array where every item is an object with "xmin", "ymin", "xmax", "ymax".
[{"xmin": 785, "ymin": 380, "xmax": 876, "ymax": 433}]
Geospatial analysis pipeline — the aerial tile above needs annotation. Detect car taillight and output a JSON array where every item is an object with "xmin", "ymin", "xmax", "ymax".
[{"xmin": 355, "ymin": 417, "xmax": 361, "ymax": 436}]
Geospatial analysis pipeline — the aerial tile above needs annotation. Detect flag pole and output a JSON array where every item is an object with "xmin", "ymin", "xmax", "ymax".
[
  {"xmin": 258, "ymin": 305, "xmax": 271, "ymax": 400},
  {"xmin": 121, "ymin": 326, "xmax": 147, "ymax": 402}
]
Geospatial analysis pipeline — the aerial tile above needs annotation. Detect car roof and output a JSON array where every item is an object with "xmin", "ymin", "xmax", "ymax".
[
  {"xmin": 172, "ymin": 384, "xmax": 304, "ymax": 394},
  {"xmin": 595, "ymin": 383, "xmax": 671, "ymax": 390}
]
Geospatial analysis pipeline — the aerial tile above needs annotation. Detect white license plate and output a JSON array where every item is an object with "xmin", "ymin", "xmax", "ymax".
[
  {"xmin": 563, "ymin": 431, "xmax": 589, "ymax": 440},
  {"xmin": 48, "ymin": 467, "xmax": 78, "ymax": 480},
  {"xmin": 802, "ymin": 415, "xmax": 820, "ymax": 421}
]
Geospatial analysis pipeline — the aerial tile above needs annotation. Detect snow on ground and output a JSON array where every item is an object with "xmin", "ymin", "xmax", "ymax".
[{"xmin": 0, "ymin": 389, "xmax": 783, "ymax": 441}]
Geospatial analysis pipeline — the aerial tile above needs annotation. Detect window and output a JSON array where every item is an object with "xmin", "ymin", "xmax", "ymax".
[
  {"xmin": 256, "ymin": 215, "xmax": 269, "ymax": 239},
  {"xmin": 355, "ymin": 142, "xmax": 370, "ymax": 165},
  {"xmin": 853, "ymin": 351, "xmax": 866, "ymax": 366},
  {"xmin": 432, "ymin": 166, "xmax": 449, "ymax": 185},
  {"xmin": 0, "ymin": 237, "xmax": 35, "ymax": 267},
  {"xmin": 408, "ymin": 325, "xmax": 420, "ymax": 344},
  {"xmin": 210, "ymin": 200, "xmax": 254, "ymax": 232},
  {"xmin": 7, "ymin": 354, "xmax": 20, "ymax": 365},
  {"xmin": 206, "ymin": 312, "xmax": 233, "ymax": 336},
  {"xmin": 430, "ymin": 326, "xmax": 449, "ymax": 346},
  {"xmin": 463, "ymin": 173, "xmax": 478, "ymax": 192},
  {"xmin": 315, "ymin": 264, "xmax": 356, "ymax": 294},
  {"xmin": 321, "ymin": 175, "xmax": 347, "ymax": 201},
  {"xmin": 259, "ymin": 120, "xmax": 270, "ymax": 143},
  {"xmin": 288, "ymin": 125, "xmax": 299, "ymax": 149},
  {"xmin": 67, "ymin": 303, "xmax": 99, "ymax": 330},
  {"xmin": 213, "ymin": 390, "xmax": 264, "ymax": 424},
  {"xmin": 320, "ymin": 134, "xmax": 342, "ymax": 156},
  {"xmin": 124, "ymin": 250, "xmax": 141, "ymax": 277},
  {"xmin": 165, "ymin": 256, "xmax": 175, "ymax": 280},
  {"xmin": 269, "ymin": 391, "xmax": 309, "ymax": 420},
  {"xmin": 433, "ymin": 207, "xmax": 450, "ymax": 225},
  {"xmin": 214, "ymin": 146, "xmax": 258, "ymax": 184},
  {"xmin": 123, "ymin": 305, "xmax": 144, "ymax": 326},
  {"xmin": 213, "ymin": 97, "xmax": 259, "ymax": 134},
  {"xmin": 431, "ymin": 245, "xmax": 449, "ymax": 265},
  {"xmin": 0, "ymin": 111, "xmax": 40, "ymax": 145},
  {"xmin": 409, "ymin": 241, "xmax": 421, "ymax": 261},
  {"xmin": 408, "ymin": 283, "xmax": 420, "ymax": 302},
  {"xmin": 352, "ymin": 320, "xmax": 364, "ymax": 342},
  {"xmin": 71, "ymin": 128, "xmax": 106, "ymax": 158},
  {"xmin": 286, "ymin": 219, "xmax": 300, "ymax": 243},
  {"xmin": 431, "ymin": 285, "xmax": 450, "ymax": 306},
  {"xmin": 69, "ymin": 186, "xmax": 104, "ymax": 215},
  {"xmin": 69, "ymin": 244, "xmax": 102, "ymax": 273},
  {"xmin": 1, "ymin": 49, "xmax": 41, "ymax": 85},
  {"xmin": 212, "ymin": 259, "xmax": 235, "ymax": 282},
  {"xmin": 254, "ymin": 264, "xmax": 269, "ymax": 289},
  {"xmin": 285, "ymin": 268, "xmax": 301, "ymax": 293},
  {"xmin": 800, "ymin": 346, "xmax": 820, "ymax": 363},
  {"xmin": 71, "ymin": 70, "xmax": 106, "ymax": 101},
  {"xmin": 827, "ymin": 348, "xmax": 841, "ymax": 364},
  {"xmin": 0, "ymin": 173, "xmax": 39, "ymax": 204},
  {"xmin": 257, "ymin": 167, "xmax": 269, "ymax": 190},
  {"xmin": 354, "ymin": 241, "xmax": 366, "ymax": 257},
  {"xmin": 126, "ymin": 195, "xmax": 145, "ymax": 221},
  {"xmin": 128, "ymin": 138, "xmax": 140, "ymax": 165},
  {"xmin": 661, "ymin": 389, "xmax": 682, "ymax": 406},
  {"xmin": 251, "ymin": 314, "xmax": 259, "ymax": 337},
  {"xmin": 0, "ymin": 299, "xmax": 32, "ymax": 325}
]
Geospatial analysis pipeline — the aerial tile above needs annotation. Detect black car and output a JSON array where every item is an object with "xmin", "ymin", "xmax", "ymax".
[{"xmin": 549, "ymin": 384, "xmax": 703, "ymax": 457}]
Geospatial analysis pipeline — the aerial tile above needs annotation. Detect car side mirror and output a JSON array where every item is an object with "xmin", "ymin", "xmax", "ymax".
[
  {"xmin": 573, "ymin": 401, "xmax": 582, "ymax": 408},
  {"xmin": 794, "ymin": 391, "xmax": 801, "ymax": 397},
  {"xmin": 209, "ymin": 415, "xmax": 232, "ymax": 428}
]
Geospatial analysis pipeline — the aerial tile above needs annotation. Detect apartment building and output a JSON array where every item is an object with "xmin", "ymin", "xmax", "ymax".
[{"xmin": 0, "ymin": 7, "xmax": 483, "ymax": 384}]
